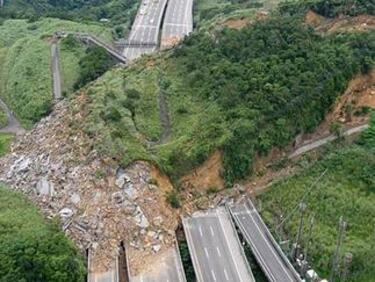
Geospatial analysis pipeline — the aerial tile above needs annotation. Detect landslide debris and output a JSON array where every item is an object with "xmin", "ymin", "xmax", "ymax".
[{"xmin": 0, "ymin": 98, "xmax": 179, "ymax": 273}]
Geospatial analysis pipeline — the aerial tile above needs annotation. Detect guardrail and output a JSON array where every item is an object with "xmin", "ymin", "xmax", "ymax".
[{"xmin": 245, "ymin": 198, "xmax": 302, "ymax": 281}]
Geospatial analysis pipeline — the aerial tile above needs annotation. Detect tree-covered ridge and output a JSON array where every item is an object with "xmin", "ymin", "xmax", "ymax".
[
  {"xmin": 280, "ymin": 0, "xmax": 375, "ymax": 18},
  {"xmin": 261, "ymin": 115, "xmax": 375, "ymax": 281},
  {"xmin": 81, "ymin": 13, "xmax": 374, "ymax": 186},
  {"xmin": 0, "ymin": 0, "xmax": 139, "ymax": 27},
  {"xmin": 170, "ymin": 17, "xmax": 374, "ymax": 184},
  {"xmin": 0, "ymin": 185, "xmax": 85, "ymax": 281}
]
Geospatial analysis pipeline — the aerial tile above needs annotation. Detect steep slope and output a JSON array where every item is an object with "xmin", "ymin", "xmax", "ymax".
[
  {"xmin": 0, "ymin": 100, "xmax": 180, "ymax": 272},
  {"xmin": 79, "ymin": 15, "xmax": 375, "ymax": 187},
  {"xmin": 260, "ymin": 116, "xmax": 375, "ymax": 282}
]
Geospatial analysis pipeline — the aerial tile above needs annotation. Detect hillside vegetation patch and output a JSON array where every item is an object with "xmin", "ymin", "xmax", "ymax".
[
  {"xmin": 81, "ymin": 13, "xmax": 374, "ymax": 185},
  {"xmin": 260, "ymin": 115, "xmax": 375, "ymax": 281},
  {"xmin": 0, "ymin": 19, "xmax": 112, "ymax": 127},
  {"xmin": 0, "ymin": 185, "xmax": 85, "ymax": 281}
]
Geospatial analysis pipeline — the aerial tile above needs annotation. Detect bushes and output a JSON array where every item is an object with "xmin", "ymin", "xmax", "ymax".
[
  {"xmin": 280, "ymin": 0, "xmax": 375, "ymax": 18},
  {"xmin": 260, "ymin": 117, "xmax": 375, "ymax": 281},
  {"xmin": 0, "ymin": 185, "xmax": 85, "ymax": 281},
  {"xmin": 171, "ymin": 16, "xmax": 373, "ymax": 184},
  {"xmin": 74, "ymin": 46, "xmax": 116, "ymax": 90},
  {"xmin": 0, "ymin": 108, "xmax": 7, "ymax": 128},
  {"xmin": 0, "ymin": 0, "xmax": 140, "ymax": 28},
  {"xmin": 0, "ymin": 133, "xmax": 13, "ymax": 156}
]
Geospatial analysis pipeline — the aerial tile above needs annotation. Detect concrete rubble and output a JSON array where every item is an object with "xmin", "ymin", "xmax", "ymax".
[{"xmin": 0, "ymin": 101, "xmax": 179, "ymax": 273}]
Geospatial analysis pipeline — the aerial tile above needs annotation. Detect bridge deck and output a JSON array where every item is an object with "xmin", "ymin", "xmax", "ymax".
[
  {"xmin": 183, "ymin": 207, "xmax": 255, "ymax": 282},
  {"xmin": 123, "ymin": 0, "xmax": 168, "ymax": 60},
  {"xmin": 229, "ymin": 199, "xmax": 301, "ymax": 282},
  {"xmin": 161, "ymin": 0, "xmax": 194, "ymax": 49}
]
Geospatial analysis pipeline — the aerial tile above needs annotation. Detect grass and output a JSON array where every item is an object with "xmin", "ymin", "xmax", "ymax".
[
  {"xmin": 259, "ymin": 121, "xmax": 375, "ymax": 281},
  {"xmin": 0, "ymin": 18, "xmax": 112, "ymax": 127},
  {"xmin": 82, "ymin": 58, "xmax": 227, "ymax": 182},
  {"xmin": 0, "ymin": 108, "xmax": 7, "ymax": 128},
  {"xmin": 0, "ymin": 133, "xmax": 13, "ymax": 156}
]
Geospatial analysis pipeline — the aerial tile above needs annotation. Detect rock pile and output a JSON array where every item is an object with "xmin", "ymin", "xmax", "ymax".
[{"xmin": 0, "ymin": 101, "xmax": 178, "ymax": 272}]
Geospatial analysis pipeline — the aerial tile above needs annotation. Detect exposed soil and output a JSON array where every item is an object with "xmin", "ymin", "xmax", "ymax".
[
  {"xmin": 221, "ymin": 17, "xmax": 252, "ymax": 30},
  {"xmin": 305, "ymin": 10, "xmax": 375, "ymax": 33},
  {"xmin": 161, "ymin": 36, "xmax": 182, "ymax": 49},
  {"xmin": 181, "ymin": 70, "xmax": 375, "ymax": 198},
  {"xmin": 299, "ymin": 70, "xmax": 375, "ymax": 143},
  {"xmin": 180, "ymin": 150, "xmax": 225, "ymax": 192},
  {"xmin": 220, "ymin": 11, "xmax": 269, "ymax": 30}
]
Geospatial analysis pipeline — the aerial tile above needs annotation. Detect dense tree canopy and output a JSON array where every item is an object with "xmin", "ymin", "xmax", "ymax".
[
  {"xmin": 0, "ymin": 0, "xmax": 139, "ymax": 27},
  {"xmin": 0, "ymin": 185, "xmax": 85, "ymax": 282},
  {"xmin": 280, "ymin": 0, "xmax": 375, "ymax": 17},
  {"xmin": 171, "ymin": 16, "xmax": 374, "ymax": 184}
]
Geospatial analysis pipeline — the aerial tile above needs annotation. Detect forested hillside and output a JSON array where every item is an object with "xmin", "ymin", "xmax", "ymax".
[
  {"xmin": 0, "ymin": 0, "xmax": 139, "ymax": 30},
  {"xmin": 82, "ymin": 13, "xmax": 374, "ymax": 185},
  {"xmin": 280, "ymin": 0, "xmax": 375, "ymax": 17},
  {"xmin": 261, "ymin": 115, "xmax": 375, "ymax": 282}
]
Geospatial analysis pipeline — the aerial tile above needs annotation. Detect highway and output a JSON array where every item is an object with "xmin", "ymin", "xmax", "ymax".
[
  {"xmin": 229, "ymin": 199, "xmax": 301, "ymax": 282},
  {"xmin": 51, "ymin": 43, "xmax": 62, "ymax": 100},
  {"xmin": 87, "ymin": 250, "xmax": 119, "ymax": 282},
  {"xmin": 161, "ymin": 0, "xmax": 193, "ymax": 49},
  {"xmin": 76, "ymin": 33, "xmax": 127, "ymax": 63},
  {"xmin": 123, "ymin": 0, "xmax": 168, "ymax": 60},
  {"xmin": 183, "ymin": 207, "xmax": 255, "ymax": 282},
  {"xmin": 131, "ymin": 245, "xmax": 187, "ymax": 282}
]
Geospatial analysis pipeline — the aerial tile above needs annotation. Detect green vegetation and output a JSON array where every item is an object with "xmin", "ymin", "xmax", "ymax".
[
  {"xmin": 280, "ymin": 0, "xmax": 375, "ymax": 18},
  {"xmin": 0, "ymin": 185, "xmax": 85, "ymax": 281},
  {"xmin": 74, "ymin": 46, "xmax": 116, "ymax": 90},
  {"xmin": 194, "ymin": 0, "xmax": 277, "ymax": 28},
  {"xmin": 178, "ymin": 240, "xmax": 196, "ymax": 282},
  {"xmin": 82, "ymin": 12, "xmax": 374, "ymax": 185},
  {"xmin": 0, "ymin": 108, "xmax": 7, "ymax": 128},
  {"xmin": 0, "ymin": 18, "xmax": 112, "ymax": 127},
  {"xmin": 0, "ymin": 133, "xmax": 13, "ymax": 156},
  {"xmin": 0, "ymin": 0, "xmax": 140, "ymax": 34},
  {"xmin": 260, "ymin": 115, "xmax": 375, "ymax": 281}
]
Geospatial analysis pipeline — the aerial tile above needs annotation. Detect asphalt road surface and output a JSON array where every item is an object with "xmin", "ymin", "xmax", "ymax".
[
  {"xmin": 183, "ymin": 207, "xmax": 255, "ymax": 282},
  {"xmin": 289, "ymin": 124, "xmax": 369, "ymax": 158},
  {"xmin": 123, "ymin": 0, "xmax": 168, "ymax": 60},
  {"xmin": 230, "ymin": 200, "xmax": 301, "ymax": 282},
  {"xmin": 51, "ymin": 43, "xmax": 62, "ymax": 100},
  {"xmin": 161, "ymin": 0, "xmax": 193, "ymax": 49},
  {"xmin": 131, "ymin": 246, "xmax": 187, "ymax": 282}
]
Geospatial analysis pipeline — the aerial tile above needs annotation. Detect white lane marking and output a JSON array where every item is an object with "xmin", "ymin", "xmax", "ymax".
[
  {"xmin": 242, "ymin": 204, "xmax": 294, "ymax": 281},
  {"xmin": 199, "ymin": 226, "xmax": 203, "ymax": 237},
  {"xmin": 211, "ymin": 270, "xmax": 217, "ymax": 282},
  {"xmin": 210, "ymin": 226, "xmax": 215, "ymax": 237},
  {"xmin": 224, "ymin": 268, "xmax": 229, "ymax": 281},
  {"xmin": 182, "ymin": 219, "xmax": 205, "ymax": 282},
  {"xmin": 217, "ymin": 208, "xmax": 246, "ymax": 282},
  {"xmin": 204, "ymin": 247, "xmax": 210, "ymax": 259},
  {"xmin": 216, "ymin": 247, "xmax": 222, "ymax": 257},
  {"xmin": 231, "ymin": 205, "xmax": 277, "ymax": 282}
]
